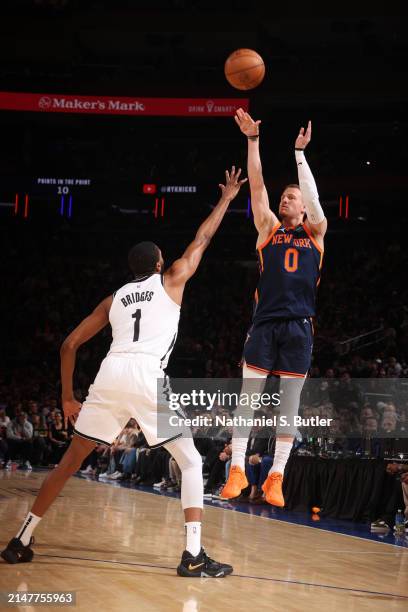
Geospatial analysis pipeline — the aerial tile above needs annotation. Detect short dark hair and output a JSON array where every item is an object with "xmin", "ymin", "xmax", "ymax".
[{"xmin": 128, "ymin": 241, "xmax": 160, "ymax": 277}]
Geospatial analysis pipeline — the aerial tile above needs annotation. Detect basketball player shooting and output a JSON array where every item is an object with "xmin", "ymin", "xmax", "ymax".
[
  {"xmin": 221, "ymin": 111, "xmax": 327, "ymax": 506},
  {"xmin": 2, "ymin": 167, "xmax": 247, "ymax": 578}
]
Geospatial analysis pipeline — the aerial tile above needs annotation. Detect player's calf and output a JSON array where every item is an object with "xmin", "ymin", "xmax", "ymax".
[{"xmin": 1, "ymin": 435, "xmax": 96, "ymax": 564}]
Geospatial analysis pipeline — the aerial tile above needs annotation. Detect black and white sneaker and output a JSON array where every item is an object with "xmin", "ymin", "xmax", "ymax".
[
  {"xmin": 177, "ymin": 547, "xmax": 233, "ymax": 577},
  {"xmin": 370, "ymin": 519, "xmax": 390, "ymax": 532},
  {"xmin": 1, "ymin": 537, "xmax": 35, "ymax": 564}
]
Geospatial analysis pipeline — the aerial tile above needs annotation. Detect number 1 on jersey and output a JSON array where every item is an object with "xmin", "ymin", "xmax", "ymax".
[{"xmin": 132, "ymin": 308, "xmax": 142, "ymax": 342}]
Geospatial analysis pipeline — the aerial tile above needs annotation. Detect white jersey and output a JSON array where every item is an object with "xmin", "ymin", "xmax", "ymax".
[{"xmin": 108, "ymin": 274, "xmax": 180, "ymax": 368}]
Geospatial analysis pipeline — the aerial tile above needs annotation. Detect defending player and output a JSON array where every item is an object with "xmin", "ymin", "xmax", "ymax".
[
  {"xmin": 2, "ymin": 167, "xmax": 247, "ymax": 578},
  {"xmin": 221, "ymin": 111, "xmax": 327, "ymax": 506}
]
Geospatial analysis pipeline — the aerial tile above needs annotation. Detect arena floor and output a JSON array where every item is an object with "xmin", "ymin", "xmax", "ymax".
[{"xmin": 1, "ymin": 470, "xmax": 408, "ymax": 612}]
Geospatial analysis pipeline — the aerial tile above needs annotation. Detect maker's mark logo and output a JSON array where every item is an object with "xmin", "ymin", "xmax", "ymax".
[{"xmin": 38, "ymin": 96, "xmax": 52, "ymax": 109}]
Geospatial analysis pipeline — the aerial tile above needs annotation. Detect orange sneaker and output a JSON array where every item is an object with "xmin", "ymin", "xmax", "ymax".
[
  {"xmin": 262, "ymin": 472, "xmax": 285, "ymax": 507},
  {"xmin": 220, "ymin": 465, "xmax": 249, "ymax": 499}
]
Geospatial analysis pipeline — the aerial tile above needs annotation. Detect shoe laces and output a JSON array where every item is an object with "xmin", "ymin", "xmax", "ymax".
[
  {"xmin": 270, "ymin": 473, "xmax": 282, "ymax": 482},
  {"xmin": 201, "ymin": 550, "xmax": 216, "ymax": 566}
]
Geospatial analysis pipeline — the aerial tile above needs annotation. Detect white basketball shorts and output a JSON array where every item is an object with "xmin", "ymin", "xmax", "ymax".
[{"xmin": 74, "ymin": 353, "xmax": 185, "ymax": 448}]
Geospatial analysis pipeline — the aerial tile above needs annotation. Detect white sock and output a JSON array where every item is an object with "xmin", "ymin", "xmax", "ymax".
[
  {"xmin": 16, "ymin": 512, "xmax": 42, "ymax": 546},
  {"xmin": 269, "ymin": 440, "xmax": 293, "ymax": 476},
  {"xmin": 231, "ymin": 438, "xmax": 247, "ymax": 471},
  {"xmin": 185, "ymin": 522, "xmax": 201, "ymax": 557}
]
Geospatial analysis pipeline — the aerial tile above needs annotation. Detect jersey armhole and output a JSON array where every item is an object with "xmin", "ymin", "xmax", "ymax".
[
  {"xmin": 257, "ymin": 222, "xmax": 281, "ymax": 251},
  {"xmin": 302, "ymin": 222, "xmax": 324, "ymax": 253},
  {"xmin": 108, "ymin": 291, "xmax": 118, "ymax": 318},
  {"xmin": 161, "ymin": 274, "xmax": 181, "ymax": 310}
]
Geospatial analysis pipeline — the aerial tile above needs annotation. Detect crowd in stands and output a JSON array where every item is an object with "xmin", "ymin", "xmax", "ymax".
[
  {"xmin": 1, "ymin": 380, "xmax": 407, "ymax": 524},
  {"xmin": 0, "ymin": 401, "xmax": 70, "ymax": 470},
  {"xmin": 1, "ymin": 219, "xmax": 408, "ymax": 532}
]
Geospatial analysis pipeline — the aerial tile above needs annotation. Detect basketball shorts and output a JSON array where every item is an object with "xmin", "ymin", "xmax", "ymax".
[
  {"xmin": 74, "ymin": 353, "xmax": 187, "ymax": 447},
  {"xmin": 242, "ymin": 317, "xmax": 313, "ymax": 377}
]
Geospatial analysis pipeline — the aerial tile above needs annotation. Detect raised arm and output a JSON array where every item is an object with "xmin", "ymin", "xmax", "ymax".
[
  {"xmin": 234, "ymin": 108, "xmax": 279, "ymax": 242},
  {"xmin": 295, "ymin": 121, "xmax": 327, "ymax": 243},
  {"xmin": 60, "ymin": 296, "xmax": 112, "ymax": 426},
  {"xmin": 164, "ymin": 166, "xmax": 247, "ymax": 304}
]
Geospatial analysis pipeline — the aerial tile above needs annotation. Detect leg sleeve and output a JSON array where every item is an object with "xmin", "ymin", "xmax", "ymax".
[{"xmin": 165, "ymin": 437, "xmax": 203, "ymax": 510}]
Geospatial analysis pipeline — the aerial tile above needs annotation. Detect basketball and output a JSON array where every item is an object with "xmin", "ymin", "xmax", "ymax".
[{"xmin": 224, "ymin": 48, "xmax": 265, "ymax": 90}]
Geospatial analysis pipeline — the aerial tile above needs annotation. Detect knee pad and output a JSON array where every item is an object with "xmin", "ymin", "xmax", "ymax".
[
  {"xmin": 234, "ymin": 363, "xmax": 268, "ymax": 438},
  {"xmin": 164, "ymin": 437, "xmax": 202, "ymax": 473},
  {"xmin": 276, "ymin": 377, "xmax": 306, "ymax": 436},
  {"xmin": 165, "ymin": 436, "xmax": 204, "ymax": 510}
]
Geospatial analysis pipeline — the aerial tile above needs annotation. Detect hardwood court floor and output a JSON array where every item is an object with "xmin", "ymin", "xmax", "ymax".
[{"xmin": 1, "ymin": 470, "xmax": 408, "ymax": 612}]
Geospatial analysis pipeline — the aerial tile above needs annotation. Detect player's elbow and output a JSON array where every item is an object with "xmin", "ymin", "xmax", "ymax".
[
  {"xmin": 60, "ymin": 337, "xmax": 79, "ymax": 354},
  {"xmin": 195, "ymin": 233, "xmax": 211, "ymax": 249}
]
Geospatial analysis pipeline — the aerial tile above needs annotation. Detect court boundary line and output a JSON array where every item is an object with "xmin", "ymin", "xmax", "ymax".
[
  {"xmin": 205, "ymin": 499, "xmax": 408, "ymax": 550},
  {"xmin": 3, "ymin": 475, "xmax": 407, "ymax": 599},
  {"xmin": 91, "ymin": 478, "xmax": 407, "ymax": 551},
  {"xmin": 33, "ymin": 552, "xmax": 408, "ymax": 599}
]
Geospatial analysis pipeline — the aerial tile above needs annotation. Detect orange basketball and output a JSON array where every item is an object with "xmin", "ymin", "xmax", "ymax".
[{"xmin": 224, "ymin": 49, "xmax": 265, "ymax": 91}]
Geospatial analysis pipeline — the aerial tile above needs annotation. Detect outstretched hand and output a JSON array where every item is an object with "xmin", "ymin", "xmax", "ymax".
[
  {"xmin": 234, "ymin": 108, "xmax": 261, "ymax": 137},
  {"xmin": 219, "ymin": 166, "xmax": 248, "ymax": 201},
  {"xmin": 295, "ymin": 120, "xmax": 312, "ymax": 149},
  {"xmin": 62, "ymin": 398, "xmax": 82, "ymax": 428}
]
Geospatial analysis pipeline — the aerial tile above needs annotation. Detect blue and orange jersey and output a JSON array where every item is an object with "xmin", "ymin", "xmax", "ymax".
[{"xmin": 253, "ymin": 222, "xmax": 323, "ymax": 321}]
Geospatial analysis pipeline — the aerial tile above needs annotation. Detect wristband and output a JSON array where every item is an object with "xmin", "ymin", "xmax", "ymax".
[
  {"xmin": 248, "ymin": 135, "xmax": 259, "ymax": 141},
  {"xmin": 295, "ymin": 147, "xmax": 305, "ymax": 151}
]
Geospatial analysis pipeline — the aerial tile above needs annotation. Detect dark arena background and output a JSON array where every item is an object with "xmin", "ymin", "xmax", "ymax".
[{"xmin": 1, "ymin": 1, "xmax": 407, "ymax": 611}]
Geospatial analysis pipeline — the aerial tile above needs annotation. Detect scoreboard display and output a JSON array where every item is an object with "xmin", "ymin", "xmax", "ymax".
[
  {"xmin": 37, "ymin": 177, "xmax": 92, "ymax": 194},
  {"xmin": 1, "ymin": 175, "xmax": 252, "ymax": 221},
  {"xmin": 34, "ymin": 177, "xmax": 92, "ymax": 218}
]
